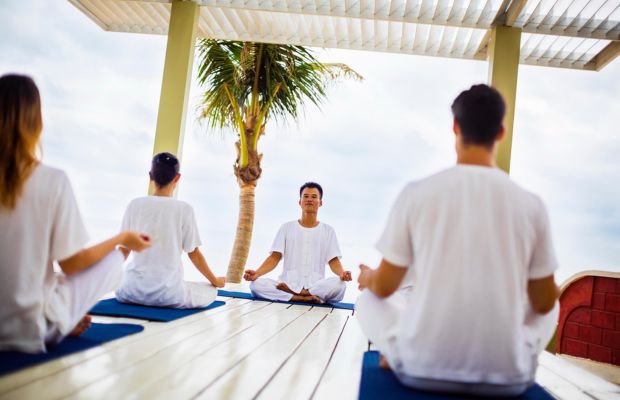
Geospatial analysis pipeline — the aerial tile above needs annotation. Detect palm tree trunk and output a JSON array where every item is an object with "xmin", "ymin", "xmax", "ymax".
[{"xmin": 226, "ymin": 184, "xmax": 255, "ymax": 282}]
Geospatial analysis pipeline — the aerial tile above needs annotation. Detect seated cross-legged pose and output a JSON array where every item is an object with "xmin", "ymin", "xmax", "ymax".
[
  {"xmin": 244, "ymin": 182, "xmax": 352, "ymax": 303},
  {"xmin": 356, "ymin": 84, "xmax": 560, "ymax": 397},
  {"xmin": 0, "ymin": 74, "xmax": 151, "ymax": 353},
  {"xmin": 116, "ymin": 152, "xmax": 225, "ymax": 309}
]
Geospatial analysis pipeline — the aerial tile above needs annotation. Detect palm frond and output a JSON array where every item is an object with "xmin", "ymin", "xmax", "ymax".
[{"xmin": 196, "ymin": 40, "xmax": 362, "ymax": 132}]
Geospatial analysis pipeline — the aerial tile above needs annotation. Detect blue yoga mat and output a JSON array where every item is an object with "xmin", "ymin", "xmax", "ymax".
[
  {"xmin": 217, "ymin": 289, "xmax": 355, "ymax": 310},
  {"xmin": 89, "ymin": 299, "xmax": 226, "ymax": 322},
  {"xmin": 0, "ymin": 323, "xmax": 143, "ymax": 376},
  {"xmin": 359, "ymin": 351, "xmax": 554, "ymax": 400}
]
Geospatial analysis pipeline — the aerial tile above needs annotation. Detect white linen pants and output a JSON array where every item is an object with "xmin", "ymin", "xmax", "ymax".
[
  {"xmin": 45, "ymin": 250, "xmax": 125, "ymax": 345},
  {"xmin": 250, "ymin": 277, "xmax": 346, "ymax": 303},
  {"xmin": 116, "ymin": 281, "xmax": 218, "ymax": 309},
  {"xmin": 181, "ymin": 282, "xmax": 218, "ymax": 309},
  {"xmin": 356, "ymin": 290, "xmax": 559, "ymax": 397}
]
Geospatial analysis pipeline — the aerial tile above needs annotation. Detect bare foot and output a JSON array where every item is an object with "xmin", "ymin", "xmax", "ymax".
[
  {"xmin": 290, "ymin": 294, "xmax": 322, "ymax": 303},
  {"xmin": 69, "ymin": 315, "xmax": 92, "ymax": 337},
  {"xmin": 299, "ymin": 288, "xmax": 311, "ymax": 296},
  {"xmin": 379, "ymin": 354, "xmax": 391, "ymax": 370},
  {"xmin": 276, "ymin": 282, "xmax": 299, "ymax": 295}
]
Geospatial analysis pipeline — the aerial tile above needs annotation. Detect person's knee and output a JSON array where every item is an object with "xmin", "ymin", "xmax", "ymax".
[
  {"xmin": 107, "ymin": 250, "xmax": 125, "ymax": 287},
  {"xmin": 249, "ymin": 278, "xmax": 266, "ymax": 294},
  {"xmin": 90, "ymin": 249, "xmax": 124, "ymax": 290},
  {"xmin": 329, "ymin": 277, "xmax": 346, "ymax": 293},
  {"xmin": 332, "ymin": 280, "xmax": 346, "ymax": 300}
]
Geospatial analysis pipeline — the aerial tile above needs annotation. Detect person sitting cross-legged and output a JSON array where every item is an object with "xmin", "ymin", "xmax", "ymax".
[
  {"xmin": 356, "ymin": 84, "xmax": 560, "ymax": 397},
  {"xmin": 115, "ymin": 152, "xmax": 226, "ymax": 309},
  {"xmin": 243, "ymin": 182, "xmax": 352, "ymax": 303},
  {"xmin": 0, "ymin": 74, "xmax": 151, "ymax": 353}
]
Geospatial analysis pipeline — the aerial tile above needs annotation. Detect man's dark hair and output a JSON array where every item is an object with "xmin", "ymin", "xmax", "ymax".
[
  {"xmin": 299, "ymin": 182, "xmax": 323, "ymax": 199},
  {"xmin": 150, "ymin": 152, "xmax": 179, "ymax": 187},
  {"xmin": 451, "ymin": 84, "xmax": 506, "ymax": 148}
]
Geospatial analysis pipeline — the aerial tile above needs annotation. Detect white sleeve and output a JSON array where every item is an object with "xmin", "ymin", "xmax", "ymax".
[
  {"xmin": 270, "ymin": 224, "xmax": 287, "ymax": 254},
  {"xmin": 375, "ymin": 186, "xmax": 413, "ymax": 268},
  {"xmin": 120, "ymin": 202, "xmax": 132, "ymax": 232},
  {"xmin": 326, "ymin": 226, "xmax": 342, "ymax": 261},
  {"xmin": 50, "ymin": 172, "xmax": 89, "ymax": 262},
  {"xmin": 182, "ymin": 205, "xmax": 202, "ymax": 253},
  {"xmin": 528, "ymin": 200, "xmax": 558, "ymax": 279}
]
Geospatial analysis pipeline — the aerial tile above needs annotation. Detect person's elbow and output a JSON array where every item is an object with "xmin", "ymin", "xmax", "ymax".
[
  {"xmin": 528, "ymin": 275, "xmax": 559, "ymax": 314},
  {"xmin": 530, "ymin": 291, "xmax": 559, "ymax": 314},
  {"xmin": 370, "ymin": 259, "xmax": 406, "ymax": 298},
  {"xmin": 58, "ymin": 249, "xmax": 88, "ymax": 276},
  {"xmin": 369, "ymin": 278, "xmax": 400, "ymax": 299},
  {"xmin": 187, "ymin": 247, "xmax": 201, "ymax": 260},
  {"xmin": 372, "ymin": 284, "xmax": 398, "ymax": 298}
]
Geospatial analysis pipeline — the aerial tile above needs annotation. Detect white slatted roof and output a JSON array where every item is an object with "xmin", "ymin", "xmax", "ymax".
[{"xmin": 69, "ymin": 0, "xmax": 620, "ymax": 70}]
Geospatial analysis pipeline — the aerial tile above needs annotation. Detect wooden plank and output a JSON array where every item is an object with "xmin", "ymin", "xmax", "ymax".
[
  {"xmin": 538, "ymin": 352, "xmax": 620, "ymax": 398},
  {"xmin": 223, "ymin": 282, "xmax": 249, "ymax": 291},
  {"xmin": 195, "ymin": 312, "xmax": 330, "ymax": 399},
  {"xmin": 255, "ymin": 313, "xmax": 348, "ymax": 400},
  {"xmin": 505, "ymin": 0, "xmax": 528, "ymax": 26},
  {"xmin": 558, "ymin": 354, "xmax": 620, "ymax": 388},
  {"xmin": 308, "ymin": 306, "xmax": 334, "ymax": 314},
  {"xmin": 312, "ymin": 315, "xmax": 368, "ymax": 400},
  {"xmin": 66, "ymin": 303, "xmax": 302, "ymax": 399},
  {"xmin": 0, "ymin": 298, "xmax": 249, "ymax": 395},
  {"xmin": 331, "ymin": 308, "xmax": 353, "ymax": 317},
  {"xmin": 593, "ymin": 41, "xmax": 620, "ymax": 71},
  {"xmin": 288, "ymin": 304, "xmax": 313, "ymax": 312},
  {"xmin": 0, "ymin": 299, "xmax": 261, "ymax": 399},
  {"xmin": 535, "ymin": 365, "xmax": 594, "ymax": 400},
  {"xmin": 89, "ymin": 316, "xmax": 151, "ymax": 325}
]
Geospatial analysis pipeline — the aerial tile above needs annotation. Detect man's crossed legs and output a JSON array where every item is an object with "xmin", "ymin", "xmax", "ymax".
[
  {"xmin": 355, "ymin": 290, "xmax": 559, "ymax": 397},
  {"xmin": 250, "ymin": 277, "xmax": 346, "ymax": 303}
]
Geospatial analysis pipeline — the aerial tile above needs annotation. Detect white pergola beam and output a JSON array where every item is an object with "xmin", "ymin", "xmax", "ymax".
[
  {"xmin": 502, "ymin": 0, "xmax": 527, "ymax": 27},
  {"xmin": 200, "ymin": 0, "xmax": 497, "ymax": 29},
  {"xmin": 194, "ymin": 0, "xmax": 620, "ymax": 39},
  {"xmin": 588, "ymin": 40, "xmax": 620, "ymax": 70},
  {"xmin": 71, "ymin": 0, "xmax": 620, "ymax": 70}
]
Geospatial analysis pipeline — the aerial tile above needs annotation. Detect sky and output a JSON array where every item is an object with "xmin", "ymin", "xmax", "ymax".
[{"xmin": 2, "ymin": 1, "xmax": 619, "ymax": 301}]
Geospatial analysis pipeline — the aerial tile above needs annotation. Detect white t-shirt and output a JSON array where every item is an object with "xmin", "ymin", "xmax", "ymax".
[
  {"xmin": 271, "ymin": 221, "xmax": 341, "ymax": 292},
  {"xmin": 116, "ymin": 196, "xmax": 201, "ymax": 307},
  {"xmin": 0, "ymin": 165, "xmax": 89, "ymax": 353},
  {"xmin": 377, "ymin": 165, "xmax": 558, "ymax": 384}
]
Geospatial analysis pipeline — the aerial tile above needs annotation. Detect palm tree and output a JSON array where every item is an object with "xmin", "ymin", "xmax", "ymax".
[{"xmin": 196, "ymin": 40, "xmax": 362, "ymax": 283}]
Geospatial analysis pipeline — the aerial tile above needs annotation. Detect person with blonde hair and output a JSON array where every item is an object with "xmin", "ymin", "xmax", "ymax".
[{"xmin": 0, "ymin": 74, "xmax": 151, "ymax": 353}]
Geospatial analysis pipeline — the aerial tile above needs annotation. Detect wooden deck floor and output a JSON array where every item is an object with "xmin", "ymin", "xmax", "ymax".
[{"xmin": 0, "ymin": 284, "xmax": 618, "ymax": 400}]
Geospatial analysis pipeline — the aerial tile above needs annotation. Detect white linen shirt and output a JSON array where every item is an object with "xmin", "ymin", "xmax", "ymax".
[
  {"xmin": 272, "ymin": 221, "xmax": 342, "ymax": 293},
  {"xmin": 116, "ymin": 196, "xmax": 201, "ymax": 307},
  {"xmin": 377, "ymin": 165, "xmax": 558, "ymax": 385},
  {"xmin": 0, "ymin": 165, "xmax": 89, "ymax": 353}
]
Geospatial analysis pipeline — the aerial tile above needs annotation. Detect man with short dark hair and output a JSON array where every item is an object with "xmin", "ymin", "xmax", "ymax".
[
  {"xmin": 356, "ymin": 84, "xmax": 559, "ymax": 396},
  {"xmin": 244, "ymin": 182, "xmax": 352, "ymax": 303}
]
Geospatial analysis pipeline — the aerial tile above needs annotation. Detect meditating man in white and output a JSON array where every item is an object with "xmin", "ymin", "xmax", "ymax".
[
  {"xmin": 356, "ymin": 84, "xmax": 560, "ymax": 397},
  {"xmin": 244, "ymin": 182, "xmax": 352, "ymax": 303}
]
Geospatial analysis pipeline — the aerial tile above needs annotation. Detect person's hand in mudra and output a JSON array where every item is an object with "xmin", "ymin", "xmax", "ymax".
[
  {"xmin": 244, "ymin": 269, "xmax": 259, "ymax": 281},
  {"xmin": 340, "ymin": 270, "xmax": 352, "ymax": 281}
]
